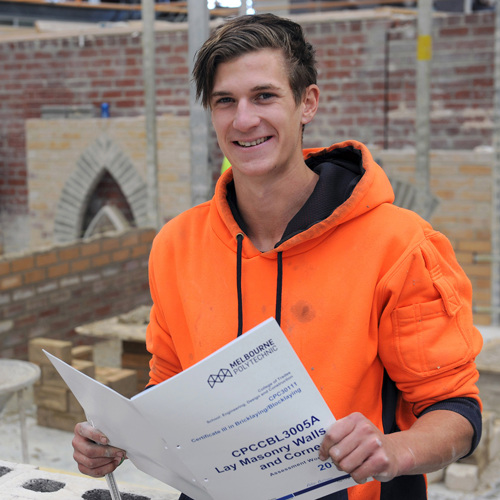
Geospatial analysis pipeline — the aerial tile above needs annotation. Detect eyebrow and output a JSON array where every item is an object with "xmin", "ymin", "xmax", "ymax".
[{"xmin": 210, "ymin": 84, "xmax": 282, "ymax": 100}]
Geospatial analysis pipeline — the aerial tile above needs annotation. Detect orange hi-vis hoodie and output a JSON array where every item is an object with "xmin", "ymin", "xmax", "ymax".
[{"xmin": 146, "ymin": 140, "xmax": 482, "ymax": 500}]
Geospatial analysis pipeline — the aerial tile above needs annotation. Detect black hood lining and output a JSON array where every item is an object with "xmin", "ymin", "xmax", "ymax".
[{"xmin": 226, "ymin": 146, "xmax": 365, "ymax": 248}]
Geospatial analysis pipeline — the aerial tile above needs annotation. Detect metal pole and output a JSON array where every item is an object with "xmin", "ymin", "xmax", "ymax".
[
  {"xmin": 17, "ymin": 390, "xmax": 29, "ymax": 463},
  {"xmin": 491, "ymin": 0, "xmax": 500, "ymax": 325},
  {"xmin": 142, "ymin": 0, "xmax": 160, "ymax": 229},
  {"xmin": 414, "ymin": 0, "xmax": 432, "ymax": 219},
  {"xmin": 188, "ymin": 0, "xmax": 211, "ymax": 207}
]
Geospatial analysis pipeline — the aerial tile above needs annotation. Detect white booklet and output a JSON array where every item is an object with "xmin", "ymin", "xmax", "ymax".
[{"xmin": 45, "ymin": 317, "xmax": 356, "ymax": 500}]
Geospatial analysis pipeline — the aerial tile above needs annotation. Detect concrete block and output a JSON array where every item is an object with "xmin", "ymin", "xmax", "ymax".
[
  {"xmin": 28, "ymin": 338, "xmax": 72, "ymax": 365},
  {"xmin": 93, "ymin": 338, "xmax": 122, "ymax": 368},
  {"xmin": 460, "ymin": 410, "xmax": 494, "ymax": 472},
  {"xmin": 444, "ymin": 463, "xmax": 479, "ymax": 492},
  {"xmin": 0, "ymin": 460, "xmax": 38, "ymax": 488},
  {"xmin": 0, "ymin": 464, "xmax": 172, "ymax": 499},
  {"xmin": 426, "ymin": 468, "xmax": 445, "ymax": 484},
  {"xmin": 476, "ymin": 340, "xmax": 500, "ymax": 415},
  {"xmin": 489, "ymin": 420, "xmax": 500, "ymax": 461}
]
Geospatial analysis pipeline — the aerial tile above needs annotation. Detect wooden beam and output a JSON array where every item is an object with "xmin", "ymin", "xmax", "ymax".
[
  {"xmin": 0, "ymin": 0, "xmax": 188, "ymax": 13},
  {"xmin": 252, "ymin": 0, "xmax": 418, "ymax": 11},
  {"xmin": 0, "ymin": 0, "xmax": 417, "ymax": 15}
]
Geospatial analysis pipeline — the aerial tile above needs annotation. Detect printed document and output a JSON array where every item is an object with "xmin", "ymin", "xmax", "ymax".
[{"xmin": 45, "ymin": 317, "xmax": 357, "ymax": 500}]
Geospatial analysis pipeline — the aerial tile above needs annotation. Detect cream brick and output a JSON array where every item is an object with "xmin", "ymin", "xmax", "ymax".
[
  {"xmin": 72, "ymin": 359, "xmax": 95, "ymax": 378},
  {"xmin": 96, "ymin": 366, "xmax": 137, "ymax": 399},
  {"xmin": 40, "ymin": 364, "xmax": 68, "ymax": 389},
  {"xmin": 489, "ymin": 420, "xmax": 500, "ymax": 461},
  {"xmin": 36, "ymin": 407, "xmax": 86, "ymax": 433},
  {"xmin": 29, "ymin": 338, "xmax": 72, "ymax": 365},
  {"xmin": 71, "ymin": 345, "xmax": 93, "ymax": 362},
  {"xmin": 34, "ymin": 385, "xmax": 69, "ymax": 412},
  {"xmin": 444, "ymin": 463, "xmax": 479, "ymax": 492}
]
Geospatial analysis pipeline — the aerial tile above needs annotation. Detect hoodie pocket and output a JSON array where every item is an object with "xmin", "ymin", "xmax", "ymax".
[{"xmin": 391, "ymin": 298, "xmax": 472, "ymax": 377}]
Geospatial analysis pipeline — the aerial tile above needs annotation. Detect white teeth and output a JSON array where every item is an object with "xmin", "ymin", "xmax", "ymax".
[{"xmin": 237, "ymin": 137, "xmax": 268, "ymax": 147}]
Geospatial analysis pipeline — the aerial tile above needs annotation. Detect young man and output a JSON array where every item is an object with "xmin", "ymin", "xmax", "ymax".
[{"xmin": 73, "ymin": 13, "xmax": 483, "ymax": 500}]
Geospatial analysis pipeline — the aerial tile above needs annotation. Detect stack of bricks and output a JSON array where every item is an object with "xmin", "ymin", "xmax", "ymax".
[
  {"xmin": 28, "ymin": 338, "xmax": 137, "ymax": 432},
  {"xmin": 425, "ymin": 410, "xmax": 500, "ymax": 493}
]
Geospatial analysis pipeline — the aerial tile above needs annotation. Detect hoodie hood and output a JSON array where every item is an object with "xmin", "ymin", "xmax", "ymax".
[{"xmin": 210, "ymin": 140, "xmax": 395, "ymax": 257}]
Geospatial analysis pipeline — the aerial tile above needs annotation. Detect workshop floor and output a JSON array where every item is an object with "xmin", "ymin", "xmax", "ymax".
[{"xmin": 0, "ymin": 390, "xmax": 179, "ymax": 497}]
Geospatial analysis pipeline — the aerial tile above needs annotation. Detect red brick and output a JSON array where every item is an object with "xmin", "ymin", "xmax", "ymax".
[
  {"xmin": 140, "ymin": 230, "xmax": 156, "ymax": 244},
  {"xmin": 48, "ymin": 262, "xmax": 70, "ymax": 278},
  {"xmin": 11, "ymin": 255, "xmax": 34, "ymax": 272},
  {"xmin": 81, "ymin": 241, "xmax": 101, "ymax": 257},
  {"xmin": 112, "ymin": 249, "xmax": 131, "ymax": 262},
  {"xmin": 131, "ymin": 244, "xmax": 150, "ymax": 258},
  {"xmin": 24, "ymin": 268, "xmax": 46, "ymax": 284},
  {"xmin": 91, "ymin": 254, "xmax": 111, "ymax": 267},
  {"xmin": 58, "ymin": 246, "xmax": 80, "ymax": 261},
  {"xmin": 35, "ymin": 251, "xmax": 58, "ymax": 267},
  {"xmin": 0, "ymin": 261, "xmax": 11, "ymax": 276},
  {"xmin": 71, "ymin": 258, "xmax": 90, "ymax": 272},
  {"xmin": 0, "ymin": 274, "xmax": 22, "ymax": 290},
  {"xmin": 101, "ymin": 238, "xmax": 120, "ymax": 251},
  {"xmin": 121, "ymin": 232, "xmax": 139, "ymax": 247}
]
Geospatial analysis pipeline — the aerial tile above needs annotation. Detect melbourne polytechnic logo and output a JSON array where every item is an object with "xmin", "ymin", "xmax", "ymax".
[{"xmin": 207, "ymin": 368, "xmax": 233, "ymax": 388}]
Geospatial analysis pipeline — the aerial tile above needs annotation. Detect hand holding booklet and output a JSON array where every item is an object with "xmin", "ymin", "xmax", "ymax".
[{"xmin": 45, "ymin": 318, "xmax": 357, "ymax": 500}]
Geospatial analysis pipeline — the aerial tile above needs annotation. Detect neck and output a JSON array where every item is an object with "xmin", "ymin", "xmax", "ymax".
[{"xmin": 233, "ymin": 165, "xmax": 318, "ymax": 252}]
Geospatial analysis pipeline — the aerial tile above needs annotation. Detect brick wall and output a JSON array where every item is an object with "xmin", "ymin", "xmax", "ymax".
[
  {"xmin": 301, "ymin": 10, "xmax": 495, "ymax": 151},
  {"xmin": 0, "ymin": 9, "xmax": 495, "ymax": 236},
  {"xmin": 0, "ymin": 227, "xmax": 155, "ymax": 359},
  {"xmin": 25, "ymin": 114, "xmax": 191, "ymax": 250},
  {"xmin": 0, "ymin": 22, "xmax": 190, "ymax": 235},
  {"xmin": 0, "ymin": 10, "xmax": 496, "ymax": 337}
]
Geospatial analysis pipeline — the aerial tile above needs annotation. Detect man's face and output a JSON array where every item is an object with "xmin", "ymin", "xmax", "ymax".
[{"xmin": 210, "ymin": 48, "xmax": 317, "ymax": 181}]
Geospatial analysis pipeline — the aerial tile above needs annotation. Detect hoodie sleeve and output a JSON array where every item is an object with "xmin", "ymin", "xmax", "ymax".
[
  {"xmin": 145, "ymin": 233, "xmax": 184, "ymax": 387},
  {"xmin": 377, "ymin": 228, "xmax": 483, "ymax": 416}
]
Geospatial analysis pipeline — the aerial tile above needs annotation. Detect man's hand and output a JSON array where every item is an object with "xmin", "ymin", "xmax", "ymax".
[
  {"xmin": 318, "ymin": 412, "xmax": 414, "ymax": 484},
  {"xmin": 72, "ymin": 422, "xmax": 126, "ymax": 478},
  {"xmin": 318, "ymin": 410, "xmax": 474, "ymax": 485}
]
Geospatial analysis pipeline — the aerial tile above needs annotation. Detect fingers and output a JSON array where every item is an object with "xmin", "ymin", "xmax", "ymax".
[
  {"xmin": 72, "ymin": 422, "xmax": 126, "ymax": 478},
  {"xmin": 318, "ymin": 413, "xmax": 359, "ymax": 461},
  {"xmin": 318, "ymin": 413, "xmax": 396, "ymax": 484},
  {"xmin": 75, "ymin": 421, "xmax": 109, "ymax": 445},
  {"xmin": 73, "ymin": 448, "xmax": 123, "ymax": 477}
]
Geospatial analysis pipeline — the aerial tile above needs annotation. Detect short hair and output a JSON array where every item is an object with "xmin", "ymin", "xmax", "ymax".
[{"xmin": 193, "ymin": 13, "xmax": 317, "ymax": 109}]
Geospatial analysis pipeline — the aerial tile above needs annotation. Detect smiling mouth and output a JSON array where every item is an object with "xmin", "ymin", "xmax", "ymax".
[{"xmin": 236, "ymin": 136, "xmax": 270, "ymax": 148}]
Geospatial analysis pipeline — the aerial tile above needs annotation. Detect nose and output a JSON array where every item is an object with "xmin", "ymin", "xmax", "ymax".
[{"xmin": 232, "ymin": 100, "xmax": 260, "ymax": 132}]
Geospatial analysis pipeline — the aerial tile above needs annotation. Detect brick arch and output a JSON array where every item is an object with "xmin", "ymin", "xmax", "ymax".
[
  {"xmin": 388, "ymin": 177, "xmax": 440, "ymax": 221},
  {"xmin": 54, "ymin": 134, "xmax": 148, "ymax": 243}
]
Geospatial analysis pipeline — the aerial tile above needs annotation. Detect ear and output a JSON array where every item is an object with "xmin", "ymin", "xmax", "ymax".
[{"xmin": 301, "ymin": 84, "xmax": 320, "ymax": 125}]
